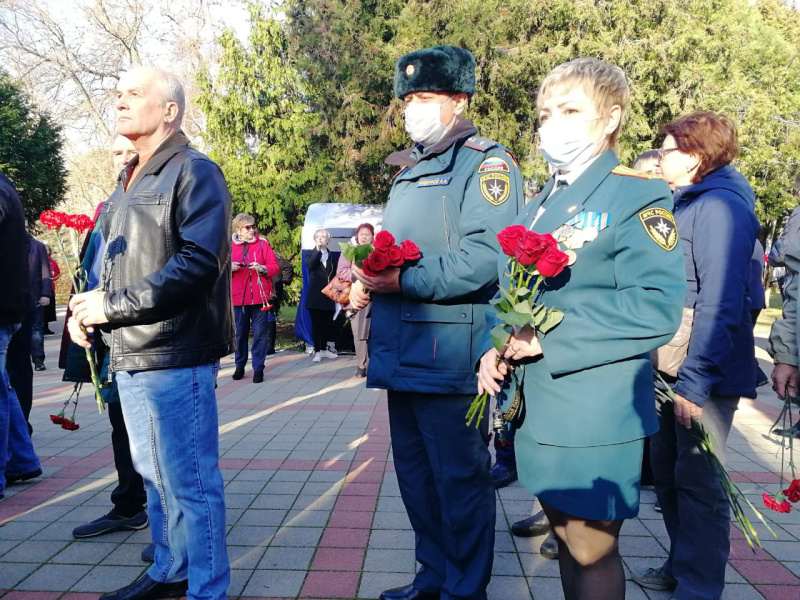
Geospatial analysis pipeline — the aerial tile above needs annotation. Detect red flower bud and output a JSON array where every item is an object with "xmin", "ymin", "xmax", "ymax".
[
  {"xmin": 514, "ymin": 231, "xmax": 555, "ymax": 266},
  {"xmin": 373, "ymin": 230, "xmax": 396, "ymax": 251},
  {"xmin": 536, "ymin": 242, "xmax": 570, "ymax": 278},
  {"xmin": 783, "ymin": 479, "xmax": 800, "ymax": 503},
  {"xmin": 387, "ymin": 245, "xmax": 404, "ymax": 267},
  {"xmin": 763, "ymin": 492, "xmax": 792, "ymax": 513},
  {"xmin": 497, "ymin": 225, "xmax": 527, "ymax": 257},
  {"xmin": 400, "ymin": 239, "xmax": 421, "ymax": 261}
]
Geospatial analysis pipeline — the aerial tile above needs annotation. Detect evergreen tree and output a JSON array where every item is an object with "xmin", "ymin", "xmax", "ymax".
[
  {"xmin": 0, "ymin": 71, "xmax": 67, "ymax": 223},
  {"xmin": 196, "ymin": 3, "xmax": 325, "ymax": 256}
]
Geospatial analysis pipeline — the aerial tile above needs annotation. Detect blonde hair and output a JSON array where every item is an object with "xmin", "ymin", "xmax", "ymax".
[
  {"xmin": 232, "ymin": 213, "xmax": 255, "ymax": 231},
  {"xmin": 314, "ymin": 229, "xmax": 331, "ymax": 243},
  {"xmin": 537, "ymin": 58, "xmax": 630, "ymax": 152}
]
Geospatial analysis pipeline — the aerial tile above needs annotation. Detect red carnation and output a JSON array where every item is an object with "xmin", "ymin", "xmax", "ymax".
[
  {"xmin": 40, "ymin": 210, "xmax": 66, "ymax": 230},
  {"xmin": 763, "ymin": 492, "xmax": 792, "ymax": 513},
  {"xmin": 784, "ymin": 479, "xmax": 800, "ymax": 503},
  {"xmin": 68, "ymin": 214, "xmax": 93, "ymax": 233},
  {"xmin": 401, "ymin": 239, "xmax": 421, "ymax": 261},
  {"xmin": 515, "ymin": 231, "xmax": 555, "ymax": 266},
  {"xmin": 50, "ymin": 414, "xmax": 66, "ymax": 425},
  {"xmin": 373, "ymin": 230, "xmax": 396, "ymax": 251},
  {"xmin": 497, "ymin": 225, "xmax": 527, "ymax": 257},
  {"xmin": 61, "ymin": 420, "xmax": 80, "ymax": 431},
  {"xmin": 536, "ymin": 242, "xmax": 569, "ymax": 278},
  {"xmin": 387, "ymin": 245, "xmax": 404, "ymax": 267}
]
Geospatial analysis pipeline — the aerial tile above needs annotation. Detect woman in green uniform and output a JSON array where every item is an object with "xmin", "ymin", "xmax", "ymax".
[{"xmin": 478, "ymin": 58, "xmax": 686, "ymax": 600}]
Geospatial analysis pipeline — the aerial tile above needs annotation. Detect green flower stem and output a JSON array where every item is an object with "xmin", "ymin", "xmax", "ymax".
[
  {"xmin": 466, "ymin": 391, "xmax": 488, "ymax": 428},
  {"xmin": 654, "ymin": 372, "xmax": 772, "ymax": 549},
  {"xmin": 52, "ymin": 226, "xmax": 105, "ymax": 414}
]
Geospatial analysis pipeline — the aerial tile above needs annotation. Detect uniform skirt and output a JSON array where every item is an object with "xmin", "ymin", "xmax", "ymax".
[{"xmin": 516, "ymin": 421, "xmax": 645, "ymax": 521}]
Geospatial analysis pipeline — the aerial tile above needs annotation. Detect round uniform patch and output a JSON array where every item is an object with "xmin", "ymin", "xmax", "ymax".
[
  {"xmin": 406, "ymin": 64, "xmax": 415, "ymax": 76},
  {"xmin": 638, "ymin": 207, "xmax": 678, "ymax": 251},
  {"xmin": 479, "ymin": 173, "xmax": 510, "ymax": 206}
]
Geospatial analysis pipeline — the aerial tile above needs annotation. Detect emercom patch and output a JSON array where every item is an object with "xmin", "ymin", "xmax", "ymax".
[
  {"xmin": 638, "ymin": 207, "xmax": 678, "ymax": 251},
  {"xmin": 479, "ymin": 173, "xmax": 510, "ymax": 206}
]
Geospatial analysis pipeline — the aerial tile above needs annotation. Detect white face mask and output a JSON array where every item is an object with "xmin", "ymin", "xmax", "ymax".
[
  {"xmin": 404, "ymin": 96, "xmax": 455, "ymax": 146},
  {"xmin": 538, "ymin": 116, "xmax": 603, "ymax": 172}
]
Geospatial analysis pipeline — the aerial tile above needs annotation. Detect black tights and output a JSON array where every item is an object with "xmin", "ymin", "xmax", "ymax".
[
  {"xmin": 308, "ymin": 309, "xmax": 334, "ymax": 352},
  {"xmin": 541, "ymin": 501, "xmax": 625, "ymax": 600}
]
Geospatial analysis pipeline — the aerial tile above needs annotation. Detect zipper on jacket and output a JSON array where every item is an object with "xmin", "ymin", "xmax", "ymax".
[{"xmin": 442, "ymin": 196, "xmax": 451, "ymax": 251}]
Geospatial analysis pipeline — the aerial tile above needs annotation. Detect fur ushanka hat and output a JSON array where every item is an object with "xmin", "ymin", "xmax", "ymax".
[{"xmin": 394, "ymin": 45, "xmax": 476, "ymax": 99}]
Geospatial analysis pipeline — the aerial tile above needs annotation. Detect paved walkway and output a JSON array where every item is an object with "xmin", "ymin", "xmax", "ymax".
[{"xmin": 1, "ymin": 312, "xmax": 798, "ymax": 599}]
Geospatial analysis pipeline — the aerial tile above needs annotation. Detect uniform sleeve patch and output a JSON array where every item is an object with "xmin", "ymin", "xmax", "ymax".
[
  {"xmin": 478, "ymin": 157, "xmax": 510, "ymax": 173},
  {"xmin": 612, "ymin": 165, "xmax": 663, "ymax": 180},
  {"xmin": 639, "ymin": 207, "xmax": 678, "ymax": 251},
  {"xmin": 479, "ymin": 173, "xmax": 510, "ymax": 206}
]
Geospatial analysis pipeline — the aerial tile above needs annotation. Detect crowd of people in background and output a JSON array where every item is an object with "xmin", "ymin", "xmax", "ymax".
[{"xmin": 1, "ymin": 44, "xmax": 799, "ymax": 600}]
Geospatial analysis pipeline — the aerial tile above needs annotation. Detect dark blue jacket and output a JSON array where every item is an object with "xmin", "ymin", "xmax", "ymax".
[
  {"xmin": 672, "ymin": 166, "xmax": 760, "ymax": 406},
  {"xmin": 0, "ymin": 171, "xmax": 30, "ymax": 324}
]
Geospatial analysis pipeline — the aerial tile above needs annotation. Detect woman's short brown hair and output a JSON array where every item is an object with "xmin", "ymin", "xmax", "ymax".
[{"xmin": 660, "ymin": 111, "xmax": 739, "ymax": 181}]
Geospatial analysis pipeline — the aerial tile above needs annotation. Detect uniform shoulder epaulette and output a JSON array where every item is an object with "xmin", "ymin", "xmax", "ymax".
[
  {"xmin": 463, "ymin": 136, "xmax": 498, "ymax": 152},
  {"xmin": 611, "ymin": 165, "xmax": 663, "ymax": 180}
]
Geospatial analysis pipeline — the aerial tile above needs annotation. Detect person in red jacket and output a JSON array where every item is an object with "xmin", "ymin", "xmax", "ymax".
[{"xmin": 231, "ymin": 213, "xmax": 279, "ymax": 383}]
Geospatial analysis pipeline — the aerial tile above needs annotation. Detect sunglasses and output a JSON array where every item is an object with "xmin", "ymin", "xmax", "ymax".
[{"xmin": 242, "ymin": 225, "xmax": 255, "ymax": 230}]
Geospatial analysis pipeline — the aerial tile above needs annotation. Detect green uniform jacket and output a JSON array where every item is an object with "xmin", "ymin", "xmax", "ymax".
[
  {"xmin": 485, "ymin": 151, "xmax": 686, "ymax": 447},
  {"xmin": 367, "ymin": 121, "xmax": 523, "ymax": 395}
]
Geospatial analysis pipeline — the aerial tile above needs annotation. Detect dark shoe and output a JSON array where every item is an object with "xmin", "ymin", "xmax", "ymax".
[
  {"xmin": 490, "ymin": 462, "xmax": 518, "ymax": 489},
  {"xmin": 72, "ymin": 509, "xmax": 148, "ymax": 539},
  {"xmin": 511, "ymin": 510, "xmax": 551, "ymax": 537},
  {"xmin": 772, "ymin": 424, "xmax": 800, "ymax": 438},
  {"xmin": 253, "ymin": 369, "xmax": 264, "ymax": 384},
  {"xmin": 43, "ymin": 328, "xmax": 55, "ymax": 335},
  {"xmin": 5, "ymin": 467, "xmax": 43, "ymax": 485},
  {"xmin": 232, "ymin": 367, "xmax": 245, "ymax": 380},
  {"xmin": 34, "ymin": 363, "xmax": 46, "ymax": 371},
  {"xmin": 379, "ymin": 584, "xmax": 440, "ymax": 600},
  {"xmin": 99, "ymin": 574, "xmax": 188, "ymax": 600},
  {"xmin": 632, "ymin": 567, "xmax": 677, "ymax": 591},
  {"xmin": 141, "ymin": 543, "xmax": 155, "ymax": 563},
  {"xmin": 540, "ymin": 531, "xmax": 559, "ymax": 559},
  {"xmin": 355, "ymin": 367, "xmax": 367, "ymax": 378}
]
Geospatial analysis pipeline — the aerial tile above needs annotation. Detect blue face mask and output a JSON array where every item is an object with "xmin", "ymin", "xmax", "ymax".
[{"xmin": 404, "ymin": 96, "xmax": 455, "ymax": 146}]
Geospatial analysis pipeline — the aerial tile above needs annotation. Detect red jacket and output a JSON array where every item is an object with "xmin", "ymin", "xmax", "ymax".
[{"xmin": 231, "ymin": 233, "xmax": 279, "ymax": 306}]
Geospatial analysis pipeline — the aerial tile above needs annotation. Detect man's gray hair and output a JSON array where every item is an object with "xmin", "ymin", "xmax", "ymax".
[{"xmin": 125, "ymin": 66, "xmax": 186, "ymax": 124}]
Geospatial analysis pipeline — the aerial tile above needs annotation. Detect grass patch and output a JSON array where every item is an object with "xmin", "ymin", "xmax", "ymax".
[{"xmin": 276, "ymin": 304, "xmax": 302, "ymax": 351}]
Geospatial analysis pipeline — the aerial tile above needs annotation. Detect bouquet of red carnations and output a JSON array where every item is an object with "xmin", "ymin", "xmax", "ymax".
[
  {"xmin": 466, "ymin": 225, "xmax": 570, "ymax": 428},
  {"xmin": 40, "ymin": 210, "xmax": 105, "ymax": 413}
]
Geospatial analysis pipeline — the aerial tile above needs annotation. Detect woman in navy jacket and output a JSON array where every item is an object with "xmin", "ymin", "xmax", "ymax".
[{"xmin": 634, "ymin": 112, "xmax": 760, "ymax": 600}]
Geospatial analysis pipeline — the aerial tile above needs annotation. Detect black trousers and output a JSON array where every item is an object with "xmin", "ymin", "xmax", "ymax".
[
  {"xmin": 108, "ymin": 399, "xmax": 147, "ymax": 517},
  {"xmin": 307, "ymin": 308, "xmax": 334, "ymax": 352},
  {"xmin": 7, "ymin": 308, "xmax": 33, "ymax": 426}
]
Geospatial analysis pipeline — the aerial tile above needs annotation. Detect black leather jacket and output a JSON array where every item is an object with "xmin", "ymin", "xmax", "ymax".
[{"xmin": 100, "ymin": 132, "xmax": 235, "ymax": 371}]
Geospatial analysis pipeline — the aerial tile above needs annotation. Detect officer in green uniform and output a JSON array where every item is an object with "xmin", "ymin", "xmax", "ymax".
[
  {"xmin": 478, "ymin": 58, "xmax": 685, "ymax": 600},
  {"xmin": 351, "ymin": 46, "xmax": 522, "ymax": 600}
]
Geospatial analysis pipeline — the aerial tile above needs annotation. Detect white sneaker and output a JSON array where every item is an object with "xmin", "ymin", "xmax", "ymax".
[
  {"xmin": 306, "ymin": 345, "xmax": 315, "ymax": 355},
  {"xmin": 312, "ymin": 352, "xmax": 322, "ymax": 362},
  {"xmin": 320, "ymin": 350, "xmax": 338, "ymax": 359},
  {"xmin": 326, "ymin": 344, "xmax": 338, "ymax": 356}
]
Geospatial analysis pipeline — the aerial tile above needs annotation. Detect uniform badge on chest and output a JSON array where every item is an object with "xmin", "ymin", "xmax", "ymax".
[
  {"xmin": 417, "ymin": 177, "xmax": 452, "ymax": 187},
  {"xmin": 552, "ymin": 211, "xmax": 611, "ymax": 251}
]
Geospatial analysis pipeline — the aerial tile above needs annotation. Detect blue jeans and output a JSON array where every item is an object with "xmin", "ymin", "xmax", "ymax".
[
  {"xmin": 1, "ymin": 323, "xmax": 41, "ymax": 496},
  {"xmin": 116, "ymin": 363, "xmax": 229, "ymax": 600},
  {"xmin": 30, "ymin": 304, "xmax": 44, "ymax": 364},
  {"xmin": 234, "ymin": 304, "xmax": 268, "ymax": 371}
]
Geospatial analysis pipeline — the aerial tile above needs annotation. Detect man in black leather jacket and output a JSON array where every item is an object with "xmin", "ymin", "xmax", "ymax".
[{"xmin": 68, "ymin": 67, "xmax": 234, "ymax": 600}]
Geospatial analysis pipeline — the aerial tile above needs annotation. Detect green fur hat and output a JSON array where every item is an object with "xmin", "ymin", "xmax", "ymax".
[{"xmin": 394, "ymin": 46, "xmax": 476, "ymax": 99}]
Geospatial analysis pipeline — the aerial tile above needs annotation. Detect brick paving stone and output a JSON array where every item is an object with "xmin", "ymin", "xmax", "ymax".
[
  {"xmin": 239, "ymin": 509, "xmax": 289, "ymax": 527},
  {"xmin": 368, "ymin": 529, "xmax": 415, "ymax": 550},
  {"xmin": 70, "ymin": 565, "xmax": 145, "ymax": 592},
  {"xmin": 226, "ymin": 525, "xmax": 277, "ymax": 546},
  {"xmin": 270, "ymin": 526, "xmax": 324, "ymax": 548},
  {"xmin": 15, "ymin": 563, "xmax": 93, "ymax": 591},
  {"xmin": 319, "ymin": 527, "xmax": 370, "ymax": 549},
  {"xmin": 755, "ymin": 584, "xmax": 800, "ymax": 600},
  {"xmin": 311, "ymin": 547, "xmax": 365, "ymax": 571},
  {"xmin": 0, "ymin": 562, "xmax": 41, "ymax": 589},
  {"xmin": 282, "ymin": 509, "xmax": 332, "ymax": 528},
  {"xmin": 1, "ymin": 539, "xmax": 70, "ymax": 562},
  {"xmin": 243, "ymin": 568, "xmax": 306, "ymax": 597},
  {"xmin": 362, "ymin": 548, "xmax": 415, "ymax": 574},
  {"xmin": 488, "ymin": 575, "xmax": 534, "ymax": 600},
  {"xmin": 729, "ymin": 560, "xmax": 800, "ymax": 585},
  {"xmin": 356, "ymin": 572, "xmax": 411, "ymax": 599},
  {"xmin": 328, "ymin": 511, "xmax": 374, "ymax": 529},
  {"xmin": 259, "ymin": 547, "xmax": 315, "ymax": 570}
]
